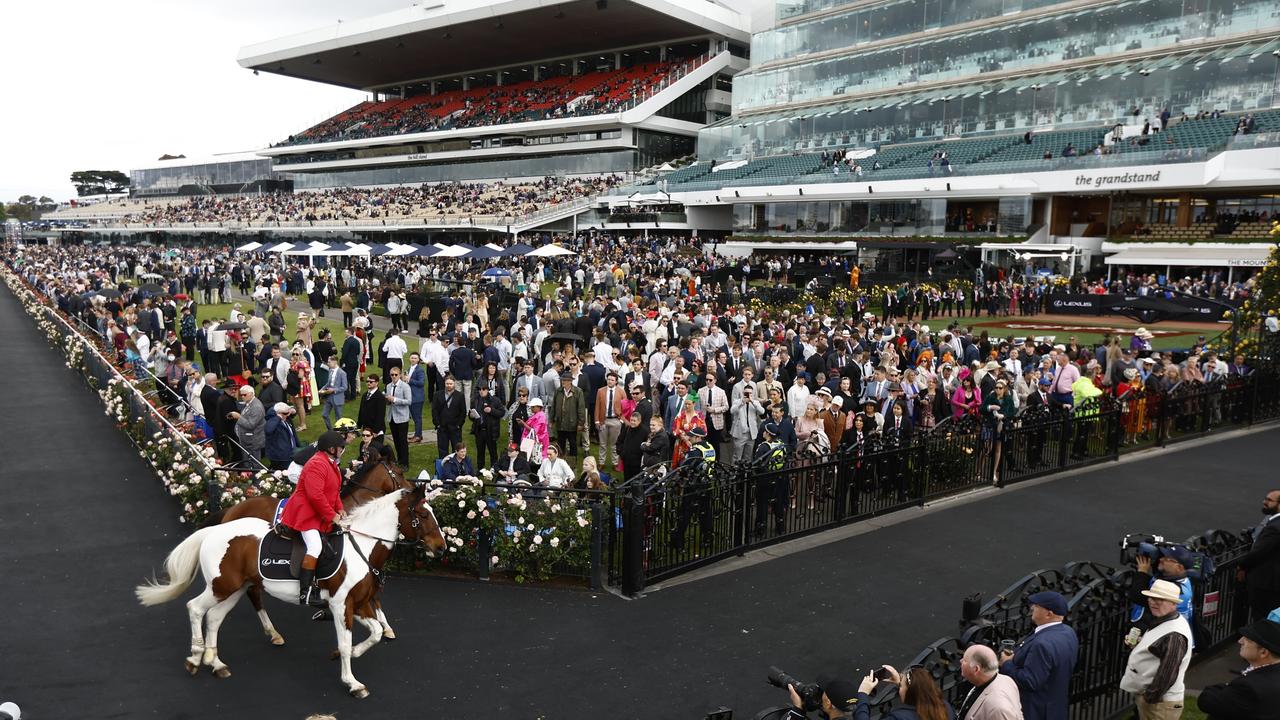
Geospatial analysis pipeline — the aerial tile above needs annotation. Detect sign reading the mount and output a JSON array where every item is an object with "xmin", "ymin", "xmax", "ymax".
[{"xmin": 1074, "ymin": 170, "xmax": 1161, "ymax": 188}]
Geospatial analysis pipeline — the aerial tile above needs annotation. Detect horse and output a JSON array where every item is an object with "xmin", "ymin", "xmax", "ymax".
[
  {"xmin": 137, "ymin": 486, "xmax": 444, "ymax": 698},
  {"xmin": 212, "ymin": 450, "xmax": 413, "ymax": 645}
]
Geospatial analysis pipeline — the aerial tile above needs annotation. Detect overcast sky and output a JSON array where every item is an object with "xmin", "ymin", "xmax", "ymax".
[{"xmin": 1, "ymin": 0, "xmax": 411, "ymax": 203}]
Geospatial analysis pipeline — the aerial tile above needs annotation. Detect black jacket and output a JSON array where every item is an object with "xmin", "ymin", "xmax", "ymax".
[
  {"xmin": 1198, "ymin": 662, "xmax": 1280, "ymax": 720},
  {"xmin": 258, "ymin": 380, "xmax": 286, "ymax": 409},
  {"xmin": 1240, "ymin": 517, "xmax": 1280, "ymax": 616},
  {"xmin": 432, "ymin": 389, "xmax": 467, "ymax": 432},
  {"xmin": 357, "ymin": 389, "xmax": 387, "ymax": 434},
  {"xmin": 640, "ymin": 429, "xmax": 671, "ymax": 468}
]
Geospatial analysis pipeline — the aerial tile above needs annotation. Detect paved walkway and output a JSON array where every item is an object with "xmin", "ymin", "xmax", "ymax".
[{"xmin": 0, "ymin": 280, "xmax": 1274, "ymax": 718}]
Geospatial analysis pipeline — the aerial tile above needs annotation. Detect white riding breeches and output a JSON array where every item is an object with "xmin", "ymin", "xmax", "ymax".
[{"xmin": 300, "ymin": 529, "xmax": 322, "ymax": 558}]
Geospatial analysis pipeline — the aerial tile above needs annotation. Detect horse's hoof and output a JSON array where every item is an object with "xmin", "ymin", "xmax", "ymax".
[
  {"xmin": 270, "ymin": 634, "xmax": 285, "ymax": 646},
  {"xmin": 382, "ymin": 628, "xmax": 397, "ymax": 641},
  {"xmin": 184, "ymin": 661, "xmax": 199, "ymax": 676},
  {"xmin": 350, "ymin": 687, "xmax": 369, "ymax": 699},
  {"xmin": 214, "ymin": 667, "xmax": 231, "ymax": 679}
]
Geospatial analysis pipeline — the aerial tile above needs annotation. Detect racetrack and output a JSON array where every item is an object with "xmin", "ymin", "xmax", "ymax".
[{"xmin": 1, "ymin": 281, "xmax": 1274, "ymax": 719}]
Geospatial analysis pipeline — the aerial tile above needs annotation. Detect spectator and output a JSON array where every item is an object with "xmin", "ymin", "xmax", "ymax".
[
  {"xmin": 1239, "ymin": 489, "xmax": 1280, "ymax": 621},
  {"xmin": 536, "ymin": 444, "xmax": 574, "ymax": 488},
  {"xmin": 438, "ymin": 445, "xmax": 475, "ymax": 482},
  {"xmin": 853, "ymin": 665, "xmax": 953, "ymax": 720},
  {"xmin": 432, "ymin": 376, "xmax": 467, "ymax": 460},
  {"xmin": 999, "ymin": 591, "xmax": 1078, "ymax": 720},
  {"xmin": 264, "ymin": 402, "xmax": 300, "ymax": 471},
  {"xmin": 1119, "ymin": 580, "xmax": 1193, "ymax": 720},
  {"xmin": 958, "ymin": 644, "xmax": 1022, "ymax": 720},
  {"xmin": 1196, "ymin": 619, "xmax": 1280, "ymax": 720}
]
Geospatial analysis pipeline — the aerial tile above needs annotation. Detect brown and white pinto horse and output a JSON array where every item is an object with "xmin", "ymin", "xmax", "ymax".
[
  {"xmin": 214, "ymin": 450, "xmax": 413, "ymax": 645},
  {"xmin": 136, "ymin": 486, "xmax": 445, "ymax": 698}
]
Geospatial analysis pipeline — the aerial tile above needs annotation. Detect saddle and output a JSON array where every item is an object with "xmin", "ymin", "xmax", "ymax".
[{"xmin": 258, "ymin": 500, "xmax": 345, "ymax": 582}]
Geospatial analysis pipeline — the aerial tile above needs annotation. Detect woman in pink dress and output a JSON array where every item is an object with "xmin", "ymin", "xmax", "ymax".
[{"xmin": 520, "ymin": 397, "xmax": 551, "ymax": 468}]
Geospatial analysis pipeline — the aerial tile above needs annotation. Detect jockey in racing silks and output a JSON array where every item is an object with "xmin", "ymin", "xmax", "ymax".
[{"xmin": 280, "ymin": 430, "xmax": 348, "ymax": 607}]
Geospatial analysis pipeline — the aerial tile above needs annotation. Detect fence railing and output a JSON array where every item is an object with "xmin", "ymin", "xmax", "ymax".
[
  {"xmin": 616, "ymin": 375, "xmax": 1276, "ymax": 594},
  {"xmin": 868, "ymin": 528, "xmax": 1256, "ymax": 720}
]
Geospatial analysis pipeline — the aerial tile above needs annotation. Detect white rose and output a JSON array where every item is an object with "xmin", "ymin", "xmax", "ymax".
[
  {"xmin": 577, "ymin": 516, "xmax": 590, "ymax": 527},
  {"xmin": 526, "ymin": 523, "xmax": 534, "ymax": 531},
  {"xmin": 466, "ymin": 511, "xmax": 476, "ymax": 520},
  {"xmin": 490, "ymin": 555, "xmax": 500, "ymax": 565},
  {"xmin": 476, "ymin": 500, "xmax": 486, "ymax": 511},
  {"xmin": 533, "ymin": 535, "xmax": 543, "ymax": 545},
  {"xmin": 550, "ymin": 537, "xmax": 560, "ymax": 548}
]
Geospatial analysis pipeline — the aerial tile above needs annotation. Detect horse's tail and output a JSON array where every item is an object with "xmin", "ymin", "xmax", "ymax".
[{"xmin": 135, "ymin": 526, "xmax": 215, "ymax": 607}]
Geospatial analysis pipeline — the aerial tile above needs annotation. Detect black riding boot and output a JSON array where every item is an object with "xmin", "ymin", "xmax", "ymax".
[{"xmin": 298, "ymin": 567, "xmax": 325, "ymax": 607}]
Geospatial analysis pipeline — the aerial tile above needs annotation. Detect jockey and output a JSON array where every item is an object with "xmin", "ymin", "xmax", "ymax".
[
  {"xmin": 280, "ymin": 430, "xmax": 348, "ymax": 607},
  {"xmin": 287, "ymin": 417, "xmax": 358, "ymax": 484}
]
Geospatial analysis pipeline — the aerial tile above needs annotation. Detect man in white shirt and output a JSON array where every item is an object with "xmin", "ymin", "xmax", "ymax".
[{"xmin": 381, "ymin": 329, "xmax": 408, "ymax": 383}]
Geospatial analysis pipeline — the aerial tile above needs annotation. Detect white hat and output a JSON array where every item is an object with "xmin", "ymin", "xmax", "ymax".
[
  {"xmin": 920, "ymin": 325, "xmax": 930, "ymax": 334},
  {"xmin": 830, "ymin": 396, "xmax": 844, "ymax": 407},
  {"xmin": 528, "ymin": 397, "xmax": 544, "ymax": 408},
  {"xmin": 273, "ymin": 402, "xmax": 294, "ymax": 415},
  {"xmin": 1141, "ymin": 579, "xmax": 1183, "ymax": 603}
]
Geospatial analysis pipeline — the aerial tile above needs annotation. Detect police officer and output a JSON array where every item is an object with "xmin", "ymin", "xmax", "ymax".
[
  {"xmin": 671, "ymin": 426, "xmax": 716, "ymax": 550},
  {"xmin": 753, "ymin": 422, "xmax": 790, "ymax": 537}
]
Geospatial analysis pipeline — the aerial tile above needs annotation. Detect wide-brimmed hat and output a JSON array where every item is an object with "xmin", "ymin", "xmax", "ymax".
[
  {"xmin": 528, "ymin": 397, "xmax": 544, "ymax": 408},
  {"xmin": 1141, "ymin": 579, "xmax": 1183, "ymax": 603},
  {"xmin": 1135, "ymin": 328, "xmax": 1154, "ymax": 340}
]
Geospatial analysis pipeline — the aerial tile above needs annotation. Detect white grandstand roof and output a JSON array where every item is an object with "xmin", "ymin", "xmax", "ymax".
[{"xmin": 238, "ymin": 0, "xmax": 755, "ymax": 90}]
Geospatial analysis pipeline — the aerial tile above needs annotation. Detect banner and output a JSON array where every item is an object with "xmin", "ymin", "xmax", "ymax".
[{"xmin": 1046, "ymin": 293, "xmax": 1237, "ymax": 322}]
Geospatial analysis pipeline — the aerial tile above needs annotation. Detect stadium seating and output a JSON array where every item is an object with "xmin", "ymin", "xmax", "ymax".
[{"xmin": 281, "ymin": 59, "xmax": 697, "ymax": 146}]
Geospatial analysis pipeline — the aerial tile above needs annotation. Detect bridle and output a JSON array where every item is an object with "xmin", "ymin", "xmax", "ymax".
[{"xmin": 342, "ymin": 495, "xmax": 437, "ymax": 588}]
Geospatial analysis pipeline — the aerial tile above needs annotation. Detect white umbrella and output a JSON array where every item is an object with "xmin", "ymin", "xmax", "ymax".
[
  {"xmin": 344, "ymin": 243, "xmax": 371, "ymax": 256},
  {"xmin": 236, "ymin": 241, "xmax": 263, "ymax": 252},
  {"xmin": 434, "ymin": 245, "xmax": 470, "ymax": 258},
  {"xmin": 387, "ymin": 243, "xmax": 417, "ymax": 256},
  {"xmin": 483, "ymin": 243, "xmax": 505, "ymax": 252},
  {"xmin": 527, "ymin": 243, "xmax": 576, "ymax": 257},
  {"xmin": 264, "ymin": 242, "xmax": 294, "ymax": 253}
]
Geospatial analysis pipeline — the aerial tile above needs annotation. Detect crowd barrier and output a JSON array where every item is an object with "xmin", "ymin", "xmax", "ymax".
[{"xmin": 853, "ymin": 528, "xmax": 1256, "ymax": 720}]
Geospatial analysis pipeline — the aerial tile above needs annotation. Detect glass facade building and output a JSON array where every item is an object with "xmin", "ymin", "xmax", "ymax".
[
  {"xmin": 132, "ymin": 158, "xmax": 289, "ymax": 197},
  {"xmin": 699, "ymin": 0, "xmax": 1280, "ymax": 159}
]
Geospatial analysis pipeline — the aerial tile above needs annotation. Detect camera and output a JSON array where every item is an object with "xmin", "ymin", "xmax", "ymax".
[
  {"xmin": 1119, "ymin": 533, "xmax": 1213, "ymax": 581},
  {"xmin": 767, "ymin": 667, "xmax": 824, "ymax": 713}
]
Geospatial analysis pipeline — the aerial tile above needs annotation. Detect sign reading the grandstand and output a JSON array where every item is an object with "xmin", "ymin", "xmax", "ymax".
[{"xmin": 1073, "ymin": 170, "xmax": 1161, "ymax": 188}]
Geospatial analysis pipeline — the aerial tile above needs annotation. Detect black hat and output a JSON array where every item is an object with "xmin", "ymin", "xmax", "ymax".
[
  {"xmin": 1240, "ymin": 619, "xmax": 1280, "ymax": 655},
  {"xmin": 689, "ymin": 425, "xmax": 707, "ymax": 438},
  {"xmin": 317, "ymin": 430, "xmax": 346, "ymax": 452},
  {"xmin": 763, "ymin": 422, "xmax": 780, "ymax": 436},
  {"xmin": 817, "ymin": 676, "xmax": 860, "ymax": 712},
  {"xmin": 1026, "ymin": 591, "xmax": 1068, "ymax": 616}
]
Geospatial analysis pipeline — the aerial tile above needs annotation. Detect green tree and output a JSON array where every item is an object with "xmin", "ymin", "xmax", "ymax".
[
  {"xmin": 0, "ymin": 203, "xmax": 7, "ymax": 222},
  {"xmin": 69, "ymin": 170, "xmax": 130, "ymax": 196},
  {"xmin": 1227, "ymin": 227, "xmax": 1280, "ymax": 359}
]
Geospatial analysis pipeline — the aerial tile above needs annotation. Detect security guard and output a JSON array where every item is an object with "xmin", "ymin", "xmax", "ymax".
[
  {"xmin": 753, "ymin": 422, "xmax": 791, "ymax": 537},
  {"xmin": 671, "ymin": 426, "xmax": 716, "ymax": 551}
]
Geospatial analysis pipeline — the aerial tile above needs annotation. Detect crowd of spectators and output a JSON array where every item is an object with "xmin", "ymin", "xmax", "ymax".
[
  {"xmin": 12, "ymin": 233, "xmax": 1267, "ymax": 504},
  {"xmin": 114, "ymin": 176, "xmax": 622, "ymax": 225},
  {"xmin": 282, "ymin": 60, "xmax": 690, "ymax": 146}
]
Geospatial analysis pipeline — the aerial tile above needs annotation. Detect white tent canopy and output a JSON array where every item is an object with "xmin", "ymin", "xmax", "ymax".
[
  {"xmin": 264, "ymin": 242, "xmax": 295, "ymax": 253},
  {"xmin": 235, "ymin": 241, "xmax": 263, "ymax": 252},
  {"xmin": 526, "ymin": 243, "xmax": 576, "ymax": 257},
  {"xmin": 386, "ymin": 243, "xmax": 417, "ymax": 256},
  {"xmin": 434, "ymin": 244, "xmax": 471, "ymax": 257}
]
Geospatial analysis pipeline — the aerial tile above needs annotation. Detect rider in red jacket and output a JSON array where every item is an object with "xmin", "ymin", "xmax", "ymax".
[{"xmin": 281, "ymin": 430, "xmax": 348, "ymax": 606}]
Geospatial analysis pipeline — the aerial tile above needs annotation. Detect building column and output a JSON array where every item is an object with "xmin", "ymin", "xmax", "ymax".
[
  {"xmin": 462, "ymin": 77, "xmax": 470, "ymax": 91},
  {"xmin": 1175, "ymin": 192, "xmax": 1193, "ymax": 227},
  {"xmin": 533, "ymin": 65, "xmax": 539, "ymax": 81},
  {"xmin": 615, "ymin": 52, "xmax": 621, "ymax": 70},
  {"xmin": 659, "ymin": 46, "xmax": 666, "ymax": 61},
  {"xmin": 430, "ymin": 80, "xmax": 437, "ymax": 95}
]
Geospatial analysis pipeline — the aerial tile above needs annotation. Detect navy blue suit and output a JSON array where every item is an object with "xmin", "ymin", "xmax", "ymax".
[{"xmin": 1001, "ymin": 623, "xmax": 1078, "ymax": 720}]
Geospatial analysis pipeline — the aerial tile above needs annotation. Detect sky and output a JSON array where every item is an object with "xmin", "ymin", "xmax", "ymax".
[{"xmin": 0, "ymin": 0, "xmax": 411, "ymax": 203}]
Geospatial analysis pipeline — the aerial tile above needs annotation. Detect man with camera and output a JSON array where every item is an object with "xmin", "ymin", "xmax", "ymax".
[
  {"xmin": 1129, "ymin": 546, "xmax": 1195, "ymax": 636},
  {"xmin": 1119, "ymin": 580, "xmax": 1192, "ymax": 720},
  {"xmin": 768, "ymin": 667, "xmax": 859, "ymax": 720}
]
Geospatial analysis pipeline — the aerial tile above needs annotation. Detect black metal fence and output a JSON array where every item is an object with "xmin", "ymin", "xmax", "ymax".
[
  {"xmin": 867, "ymin": 528, "xmax": 1256, "ymax": 720},
  {"xmin": 612, "ymin": 374, "xmax": 1277, "ymax": 594}
]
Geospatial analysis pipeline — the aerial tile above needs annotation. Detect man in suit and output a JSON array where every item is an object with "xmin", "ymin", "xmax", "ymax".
[
  {"xmin": 728, "ymin": 384, "xmax": 766, "ymax": 464},
  {"xmin": 357, "ymin": 374, "xmax": 388, "ymax": 436},
  {"xmin": 629, "ymin": 383, "xmax": 654, "ymax": 429},
  {"xmin": 257, "ymin": 367, "xmax": 286, "ymax": 409},
  {"xmin": 1022, "ymin": 376, "xmax": 1054, "ymax": 465},
  {"xmin": 495, "ymin": 442, "xmax": 531, "ymax": 483},
  {"xmin": 549, "ymin": 372, "xmax": 587, "ymax": 458},
  {"xmin": 340, "ymin": 327, "xmax": 362, "ymax": 401},
  {"xmin": 1197, "ymin": 619, "xmax": 1280, "ymax": 720},
  {"xmin": 405, "ymin": 353, "xmax": 427, "ymax": 443},
  {"xmin": 999, "ymin": 591, "xmax": 1078, "ymax": 720},
  {"xmin": 231, "ymin": 385, "xmax": 266, "ymax": 465},
  {"xmin": 1239, "ymin": 489, "xmax": 1280, "ymax": 621},
  {"xmin": 663, "ymin": 379, "xmax": 702, "ymax": 432},
  {"xmin": 384, "ymin": 366, "xmax": 412, "ymax": 469},
  {"xmin": 958, "ymin": 644, "xmax": 1023, "ymax": 720},
  {"xmin": 513, "ymin": 360, "xmax": 546, "ymax": 405},
  {"xmin": 594, "ymin": 372, "xmax": 626, "ymax": 468},
  {"xmin": 432, "ymin": 376, "xmax": 467, "ymax": 460},
  {"xmin": 263, "ymin": 345, "xmax": 290, "ymax": 388},
  {"xmin": 319, "ymin": 356, "xmax": 347, "ymax": 430},
  {"xmin": 861, "ymin": 367, "xmax": 889, "ymax": 407}
]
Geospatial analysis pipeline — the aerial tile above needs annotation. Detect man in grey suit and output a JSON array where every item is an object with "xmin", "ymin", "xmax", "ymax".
[
  {"xmin": 232, "ymin": 385, "xmax": 265, "ymax": 465},
  {"xmin": 384, "ymin": 365, "xmax": 412, "ymax": 469},
  {"xmin": 728, "ymin": 384, "xmax": 766, "ymax": 464},
  {"xmin": 513, "ymin": 360, "xmax": 546, "ymax": 404},
  {"xmin": 319, "ymin": 355, "xmax": 348, "ymax": 430}
]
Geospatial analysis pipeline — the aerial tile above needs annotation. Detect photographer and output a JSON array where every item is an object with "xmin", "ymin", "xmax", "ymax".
[
  {"xmin": 773, "ymin": 671, "xmax": 859, "ymax": 720},
  {"xmin": 1128, "ymin": 546, "xmax": 1195, "ymax": 641},
  {"xmin": 853, "ymin": 665, "xmax": 954, "ymax": 720}
]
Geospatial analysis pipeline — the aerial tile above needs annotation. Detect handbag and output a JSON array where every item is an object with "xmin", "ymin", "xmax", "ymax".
[{"xmin": 519, "ymin": 434, "xmax": 543, "ymax": 460}]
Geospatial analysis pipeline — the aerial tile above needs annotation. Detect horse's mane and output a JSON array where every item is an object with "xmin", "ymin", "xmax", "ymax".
[{"xmin": 347, "ymin": 488, "xmax": 406, "ymax": 525}]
